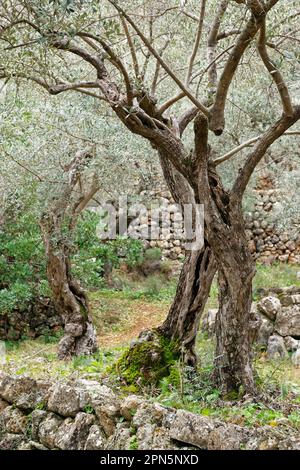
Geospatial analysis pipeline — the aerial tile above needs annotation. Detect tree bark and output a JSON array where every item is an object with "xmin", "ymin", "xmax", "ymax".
[
  {"xmin": 42, "ymin": 235, "xmax": 98, "ymax": 360},
  {"xmin": 213, "ymin": 235, "xmax": 256, "ymax": 396},
  {"xmin": 40, "ymin": 149, "xmax": 99, "ymax": 359},
  {"xmin": 193, "ymin": 112, "xmax": 257, "ymax": 395},
  {"xmin": 157, "ymin": 152, "xmax": 217, "ymax": 366},
  {"xmin": 158, "ymin": 243, "xmax": 216, "ymax": 366}
]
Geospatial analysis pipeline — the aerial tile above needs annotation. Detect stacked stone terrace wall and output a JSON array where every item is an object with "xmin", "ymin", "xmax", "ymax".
[
  {"xmin": 131, "ymin": 186, "xmax": 300, "ymax": 263},
  {"xmin": 0, "ymin": 372, "xmax": 299, "ymax": 450}
]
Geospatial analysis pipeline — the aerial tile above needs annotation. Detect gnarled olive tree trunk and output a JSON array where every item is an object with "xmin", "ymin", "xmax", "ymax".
[
  {"xmin": 194, "ymin": 113, "xmax": 256, "ymax": 394},
  {"xmin": 211, "ymin": 219, "xmax": 256, "ymax": 396},
  {"xmin": 158, "ymin": 153, "xmax": 217, "ymax": 366},
  {"xmin": 40, "ymin": 150, "xmax": 99, "ymax": 359},
  {"xmin": 158, "ymin": 243, "xmax": 216, "ymax": 366}
]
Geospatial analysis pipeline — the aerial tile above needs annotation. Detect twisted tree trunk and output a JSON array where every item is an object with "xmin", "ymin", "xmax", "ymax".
[
  {"xmin": 158, "ymin": 243, "xmax": 216, "ymax": 366},
  {"xmin": 193, "ymin": 112, "xmax": 256, "ymax": 395},
  {"xmin": 157, "ymin": 153, "xmax": 217, "ymax": 366},
  {"xmin": 213, "ymin": 231, "xmax": 256, "ymax": 396},
  {"xmin": 42, "ymin": 232, "xmax": 98, "ymax": 359},
  {"xmin": 40, "ymin": 149, "xmax": 99, "ymax": 359}
]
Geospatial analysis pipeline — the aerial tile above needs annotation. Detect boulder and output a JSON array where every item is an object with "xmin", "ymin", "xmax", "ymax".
[
  {"xmin": 0, "ymin": 406, "xmax": 28, "ymax": 434},
  {"xmin": 94, "ymin": 404, "xmax": 120, "ymax": 437},
  {"xmin": 120, "ymin": 395, "xmax": 145, "ymax": 421},
  {"xmin": 275, "ymin": 306, "xmax": 300, "ymax": 337},
  {"xmin": 132, "ymin": 403, "xmax": 174, "ymax": 429},
  {"xmin": 38, "ymin": 412, "xmax": 63, "ymax": 449},
  {"xmin": 267, "ymin": 335, "xmax": 288, "ymax": 359},
  {"xmin": 54, "ymin": 413, "xmax": 95, "ymax": 450},
  {"xmin": 84, "ymin": 424, "xmax": 106, "ymax": 450},
  {"xmin": 169, "ymin": 410, "xmax": 248, "ymax": 450},
  {"xmin": 284, "ymin": 336, "xmax": 300, "ymax": 352},
  {"xmin": 47, "ymin": 383, "xmax": 88, "ymax": 417},
  {"xmin": 257, "ymin": 296, "xmax": 281, "ymax": 321},
  {"xmin": 31, "ymin": 410, "xmax": 48, "ymax": 440},
  {"xmin": 105, "ymin": 423, "xmax": 132, "ymax": 450},
  {"xmin": 0, "ymin": 433, "xmax": 27, "ymax": 450},
  {"xmin": 136, "ymin": 424, "xmax": 178, "ymax": 450},
  {"xmin": 0, "ymin": 373, "xmax": 50, "ymax": 410}
]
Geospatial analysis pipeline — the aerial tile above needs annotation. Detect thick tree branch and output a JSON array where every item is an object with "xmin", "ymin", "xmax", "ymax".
[
  {"xmin": 232, "ymin": 106, "xmax": 300, "ymax": 197},
  {"xmin": 209, "ymin": 0, "xmax": 280, "ymax": 135},
  {"xmin": 257, "ymin": 18, "xmax": 293, "ymax": 116},
  {"xmin": 207, "ymin": 1, "xmax": 229, "ymax": 100},
  {"xmin": 76, "ymin": 32, "xmax": 133, "ymax": 104}
]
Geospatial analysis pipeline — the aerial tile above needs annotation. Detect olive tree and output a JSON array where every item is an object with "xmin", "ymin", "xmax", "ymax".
[{"xmin": 1, "ymin": 0, "xmax": 300, "ymax": 393}]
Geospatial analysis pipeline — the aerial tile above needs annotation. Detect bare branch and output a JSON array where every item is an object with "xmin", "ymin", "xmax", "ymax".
[
  {"xmin": 215, "ymin": 131, "xmax": 300, "ymax": 165},
  {"xmin": 150, "ymin": 36, "xmax": 172, "ymax": 96},
  {"xmin": 77, "ymin": 32, "xmax": 133, "ymax": 104},
  {"xmin": 185, "ymin": 0, "xmax": 206, "ymax": 86},
  {"xmin": 217, "ymin": 29, "xmax": 241, "ymax": 40},
  {"xmin": 233, "ymin": 106, "xmax": 300, "ymax": 197},
  {"xmin": 257, "ymin": 18, "xmax": 293, "ymax": 116},
  {"xmin": 207, "ymin": 1, "xmax": 229, "ymax": 99},
  {"xmin": 209, "ymin": 0, "xmax": 280, "ymax": 135},
  {"xmin": 120, "ymin": 16, "xmax": 140, "ymax": 78},
  {"xmin": 108, "ymin": 0, "xmax": 210, "ymax": 118},
  {"xmin": 156, "ymin": 92, "xmax": 185, "ymax": 115}
]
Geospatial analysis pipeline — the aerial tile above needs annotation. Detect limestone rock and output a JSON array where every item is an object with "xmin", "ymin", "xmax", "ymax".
[
  {"xmin": 257, "ymin": 296, "xmax": 281, "ymax": 321},
  {"xmin": 120, "ymin": 395, "xmax": 145, "ymax": 421},
  {"xmin": 284, "ymin": 336, "xmax": 299, "ymax": 352},
  {"xmin": 0, "ymin": 433, "xmax": 27, "ymax": 450},
  {"xmin": 84, "ymin": 424, "xmax": 106, "ymax": 450},
  {"xmin": 170, "ymin": 410, "xmax": 218, "ymax": 449},
  {"xmin": 54, "ymin": 412, "xmax": 95, "ymax": 450},
  {"xmin": 0, "ymin": 373, "xmax": 50, "ymax": 410},
  {"xmin": 94, "ymin": 404, "xmax": 120, "ymax": 437},
  {"xmin": 207, "ymin": 425, "xmax": 247, "ymax": 450},
  {"xmin": 170, "ymin": 410, "xmax": 248, "ymax": 450},
  {"xmin": 38, "ymin": 412, "xmax": 63, "ymax": 449},
  {"xmin": 105, "ymin": 423, "xmax": 132, "ymax": 450},
  {"xmin": 275, "ymin": 306, "xmax": 300, "ymax": 337},
  {"xmin": 31, "ymin": 410, "xmax": 48, "ymax": 440},
  {"xmin": 136, "ymin": 424, "xmax": 177, "ymax": 450},
  {"xmin": 0, "ymin": 406, "xmax": 28, "ymax": 434},
  {"xmin": 267, "ymin": 335, "xmax": 288, "ymax": 359},
  {"xmin": 47, "ymin": 382, "xmax": 88, "ymax": 417},
  {"xmin": 132, "ymin": 403, "xmax": 174, "ymax": 429}
]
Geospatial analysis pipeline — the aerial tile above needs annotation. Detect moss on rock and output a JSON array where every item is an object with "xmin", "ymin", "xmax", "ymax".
[{"xmin": 115, "ymin": 330, "xmax": 179, "ymax": 387}]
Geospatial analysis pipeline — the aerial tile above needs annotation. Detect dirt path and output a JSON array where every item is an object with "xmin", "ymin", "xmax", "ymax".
[{"xmin": 90, "ymin": 293, "xmax": 170, "ymax": 348}]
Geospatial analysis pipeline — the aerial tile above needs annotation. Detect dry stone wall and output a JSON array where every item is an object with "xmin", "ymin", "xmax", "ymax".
[
  {"xmin": 0, "ymin": 298, "xmax": 62, "ymax": 341},
  {"xmin": 245, "ymin": 189, "xmax": 300, "ymax": 264},
  {"xmin": 0, "ymin": 372, "xmax": 299, "ymax": 450},
  {"xmin": 202, "ymin": 286, "xmax": 300, "ymax": 365},
  {"xmin": 123, "ymin": 186, "xmax": 300, "ymax": 263}
]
